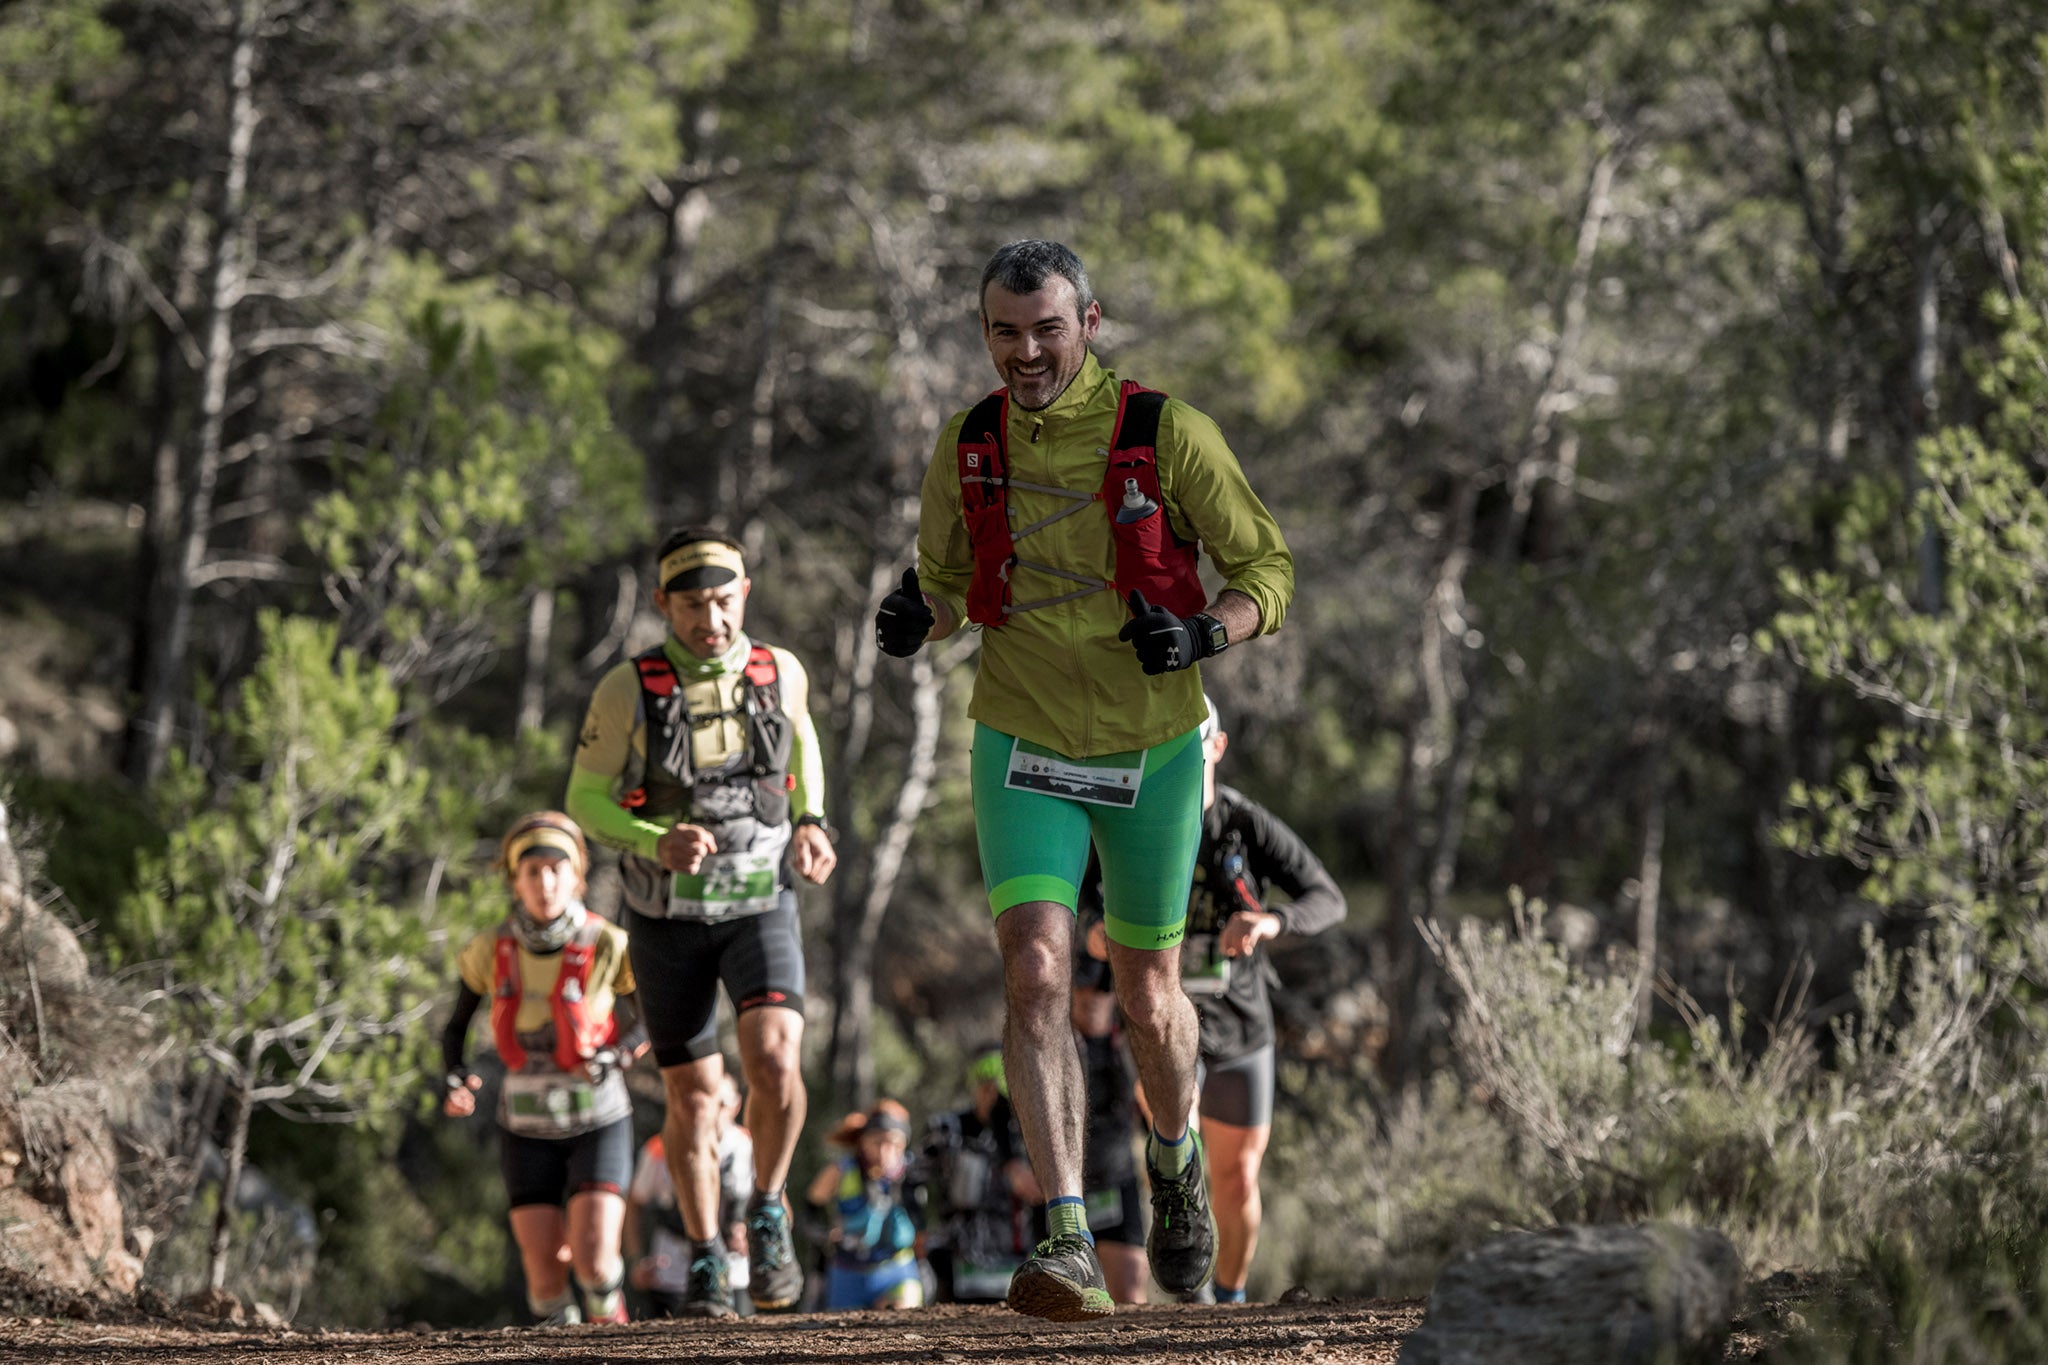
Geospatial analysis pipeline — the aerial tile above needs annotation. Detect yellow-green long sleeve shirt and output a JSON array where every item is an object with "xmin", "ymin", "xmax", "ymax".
[{"xmin": 918, "ymin": 352, "xmax": 1293, "ymax": 758}]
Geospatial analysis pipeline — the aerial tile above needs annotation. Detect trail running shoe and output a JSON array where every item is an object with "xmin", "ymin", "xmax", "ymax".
[
  {"xmin": 1146, "ymin": 1130, "xmax": 1216, "ymax": 1295},
  {"xmin": 746, "ymin": 1193, "xmax": 804, "ymax": 1311},
  {"xmin": 533, "ymin": 1300, "xmax": 582, "ymax": 1327},
  {"xmin": 1005, "ymin": 1233, "xmax": 1115, "ymax": 1322},
  {"xmin": 578, "ymin": 1278, "xmax": 628, "ymax": 1324},
  {"xmin": 682, "ymin": 1250, "xmax": 736, "ymax": 1319}
]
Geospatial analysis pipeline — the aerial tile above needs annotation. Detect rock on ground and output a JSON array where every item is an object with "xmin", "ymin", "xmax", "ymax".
[{"xmin": 1397, "ymin": 1222, "xmax": 1744, "ymax": 1365}]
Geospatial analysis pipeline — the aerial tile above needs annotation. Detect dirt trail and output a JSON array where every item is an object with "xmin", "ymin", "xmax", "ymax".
[{"xmin": 0, "ymin": 1299, "xmax": 1427, "ymax": 1365}]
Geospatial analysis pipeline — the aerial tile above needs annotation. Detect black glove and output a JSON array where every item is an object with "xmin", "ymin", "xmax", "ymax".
[
  {"xmin": 1117, "ymin": 590, "xmax": 1216, "ymax": 675},
  {"xmin": 876, "ymin": 566, "xmax": 935, "ymax": 657}
]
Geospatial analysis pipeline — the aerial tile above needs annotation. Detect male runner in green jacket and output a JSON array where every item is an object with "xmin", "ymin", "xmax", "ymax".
[{"xmin": 876, "ymin": 239, "xmax": 1293, "ymax": 1321}]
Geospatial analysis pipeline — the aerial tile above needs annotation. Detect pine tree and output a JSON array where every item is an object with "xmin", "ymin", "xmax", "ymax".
[{"xmin": 120, "ymin": 613, "xmax": 439, "ymax": 1294}]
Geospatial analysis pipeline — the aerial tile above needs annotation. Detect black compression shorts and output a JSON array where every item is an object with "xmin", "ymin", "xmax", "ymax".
[
  {"xmin": 1197, "ymin": 1042, "xmax": 1275, "ymax": 1129},
  {"xmin": 500, "ymin": 1116, "xmax": 633, "ymax": 1209},
  {"xmin": 627, "ymin": 892, "xmax": 806, "ymax": 1068}
]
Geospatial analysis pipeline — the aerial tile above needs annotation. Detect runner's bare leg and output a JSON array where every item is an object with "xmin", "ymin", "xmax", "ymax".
[{"xmin": 996, "ymin": 902, "xmax": 1085, "ymax": 1202}]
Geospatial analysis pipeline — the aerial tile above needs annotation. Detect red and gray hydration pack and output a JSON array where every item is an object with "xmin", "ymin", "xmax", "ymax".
[
  {"xmin": 490, "ymin": 917, "xmax": 619, "ymax": 1073},
  {"xmin": 955, "ymin": 380, "xmax": 1206, "ymax": 625},
  {"xmin": 617, "ymin": 643, "xmax": 796, "ymax": 830}
]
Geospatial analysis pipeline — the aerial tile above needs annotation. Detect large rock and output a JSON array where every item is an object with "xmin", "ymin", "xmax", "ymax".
[
  {"xmin": 0, "ymin": 799, "xmax": 145, "ymax": 1297},
  {"xmin": 0, "ymin": 1103, "xmax": 143, "ymax": 1297},
  {"xmin": 1397, "ymin": 1223, "xmax": 1744, "ymax": 1365},
  {"xmin": 0, "ymin": 801, "xmax": 89, "ymax": 991}
]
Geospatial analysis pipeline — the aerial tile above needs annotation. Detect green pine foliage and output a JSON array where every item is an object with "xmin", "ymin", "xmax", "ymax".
[
  {"xmin": 1772, "ymin": 283, "xmax": 2048, "ymax": 931},
  {"xmin": 306, "ymin": 265, "xmax": 649, "ymax": 694},
  {"xmin": 117, "ymin": 613, "xmax": 445, "ymax": 1282},
  {"xmin": 119, "ymin": 612, "xmax": 437, "ymax": 1102}
]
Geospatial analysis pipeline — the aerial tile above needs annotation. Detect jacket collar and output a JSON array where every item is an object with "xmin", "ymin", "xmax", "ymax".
[{"xmin": 1011, "ymin": 352, "xmax": 1112, "ymax": 432}]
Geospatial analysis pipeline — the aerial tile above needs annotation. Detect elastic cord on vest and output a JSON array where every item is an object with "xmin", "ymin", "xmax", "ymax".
[{"xmin": 955, "ymin": 380, "xmax": 1206, "ymax": 626}]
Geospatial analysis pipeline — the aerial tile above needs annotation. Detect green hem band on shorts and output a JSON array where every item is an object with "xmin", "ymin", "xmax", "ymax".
[
  {"xmin": 1104, "ymin": 914, "xmax": 1187, "ymax": 952},
  {"xmin": 988, "ymin": 873, "xmax": 1078, "ymax": 915}
]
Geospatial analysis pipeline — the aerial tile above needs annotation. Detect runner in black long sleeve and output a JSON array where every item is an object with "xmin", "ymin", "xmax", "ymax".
[{"xmin": 1078, "ymin": 697, "xmax": 1345, "ymax": 1303}]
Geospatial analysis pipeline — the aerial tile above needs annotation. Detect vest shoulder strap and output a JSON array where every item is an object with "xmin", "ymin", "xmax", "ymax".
[
  {"xmin": 1110, "ymin": 383, "xmax": 1167, "ymax": 454},
  {"xmin": 957, "ymin": 390, "xmax": 1010, "ymax": 504},
  {"xmin": 491, "ymin": 928, "xmax": 522, "ymax": 995},
  {"xmin": 961, "ymin": 390, "xmax": 1008, "ymax": 451},
  {"xmin": 634, "ymin": 648, "xmax": 678, "ymax": 696}
]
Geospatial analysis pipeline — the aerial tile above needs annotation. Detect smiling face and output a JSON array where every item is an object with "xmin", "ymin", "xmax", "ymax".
[
  {"xmin": 655, "ymin": 577, "xmax": 750, "ymax": 659},
  {"xmin": 981, "ymin": 275, "xmax": 1100, "ymax": 411}
]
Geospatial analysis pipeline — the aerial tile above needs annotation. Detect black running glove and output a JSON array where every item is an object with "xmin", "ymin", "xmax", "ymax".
[
  {"xmin": 1118, "ymin": 590, "xmax": 1217, "ymax": 675},
  {"xmin": 876, "ymin": 567, "xmax": 935, "ymax": 657}
]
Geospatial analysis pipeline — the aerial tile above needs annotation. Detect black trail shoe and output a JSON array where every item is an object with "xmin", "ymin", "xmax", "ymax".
[
  {"xmin": 1146, "ymin": 1130, "xmax": 1216, "ymax": 1295},
  {"xmin": 746, "ymin": 1193, "xmax": 804, "ymax": 1311},
  {"xmin": 1006, "ymin": 1232, "xmax": 1115, "ymax": 1322},
  {"xmin": 681, "ymin": 1250, "xmax": 736, "ymax": 1319}
]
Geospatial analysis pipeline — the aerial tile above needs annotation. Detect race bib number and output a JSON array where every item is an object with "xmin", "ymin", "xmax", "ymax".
[
  {"xmin": 666, "ymin": 824, "xmax": 790, "ymax": 919},
  {"xmin": 502, "ymin": 1072, "xmax": 599, "ymax": 1136},
  {"xmin": 1003, "ymin": 739, "xmax": 1145, "ymax": 808}
]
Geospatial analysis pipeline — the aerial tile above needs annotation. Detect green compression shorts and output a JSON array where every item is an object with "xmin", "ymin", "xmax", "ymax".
[{"xmin": 970, "ymin": 721, "xmax": 1203, "ymax": 951}]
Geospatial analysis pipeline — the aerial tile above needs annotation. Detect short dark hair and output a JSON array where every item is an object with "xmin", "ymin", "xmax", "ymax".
[{"xmin": 980, "ymin": 240, "xmax": 1095, "ymax": 321}]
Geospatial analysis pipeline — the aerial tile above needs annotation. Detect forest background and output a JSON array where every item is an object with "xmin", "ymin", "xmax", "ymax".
[{"xmin": 6, "ymin": 0, "xmax": 2048, "ymax": 1356}]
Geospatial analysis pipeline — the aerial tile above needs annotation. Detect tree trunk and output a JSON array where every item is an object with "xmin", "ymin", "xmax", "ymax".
[
  {"xmin": 1378, "ymin": 718, "xmax": 1428, "ymax": 1089},
  {"xmin": 829, "ymin": 651, "xmax": 945, "ymax": 1109},
  {"xmin": 133, "ymin": 0, "xmax": 263, "ymax": 784},
  {"xmin": 516, "ymin": 584, "xmax": 553, "ymax": 734},
  {"xmin": 1386, "ymin": 137, "xmax": 1618, "ymax": 1090},
  {"xmin": 125, "ymin": 319, "xmax": 191, "ymax": 782},
  {"xmin": 1632, "ymin": 744, "xmax": 1667, "ymax": 1042},
  {"xmin": 1909, "ymin": 222, "xmax": 1942, "ymax": 615},
  {"xmin": 730, "ymin": 263, "xmax": 785, "ymax": 530},
  {"xmin": 206, "ymin": 1057, "xmax": 258, "ymax": 1294}
]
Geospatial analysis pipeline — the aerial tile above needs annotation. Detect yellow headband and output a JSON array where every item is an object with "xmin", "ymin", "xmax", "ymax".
[
  {"xmin": 506, "ymin": 825, "xmax": 584, "ymax": 873},
  {"xmin": 659, "ymin": 540, "xmax": 745, "ymax": 592}
]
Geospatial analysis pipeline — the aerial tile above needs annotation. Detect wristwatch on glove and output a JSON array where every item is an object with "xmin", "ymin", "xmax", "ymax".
[{"xmin": 1188, "ymin": 612, "xmax": 1229, "ymax": 657}]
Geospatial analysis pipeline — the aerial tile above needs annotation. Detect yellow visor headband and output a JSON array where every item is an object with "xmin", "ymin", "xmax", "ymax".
[
  {"xmin": 506, "ymin": 825, "xmax": 584, "ymax": 873},
  {"xmin": 659, "ymin": 539, "xmax": 745, "ymax": 592}
]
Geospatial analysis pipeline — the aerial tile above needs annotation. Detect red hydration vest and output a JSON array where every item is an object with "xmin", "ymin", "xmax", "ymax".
[
  {"xmin": 955, "ymin": 380, "xmax": 1206, "ymax": 627},
  {"xmin": 490, "ymin": 920, "xmax": 619, "ymax": 1073}
]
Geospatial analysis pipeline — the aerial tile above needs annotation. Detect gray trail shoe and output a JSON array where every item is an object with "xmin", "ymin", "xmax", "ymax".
[
  {"xmin": 1146, "ymin": 1130, "xmax": 1216, "ymax": 1295},
  {"xmin": 745, "ymin": 1193, "xmax": 804, "ymax": 1311},
  {"xmin": 681, "ymin": 1250, "xmax": 736, "ymax": 1319},
  {"xmin": 1006, "ymin": 1232, "xmax": 1116, "ymax": 1322}
]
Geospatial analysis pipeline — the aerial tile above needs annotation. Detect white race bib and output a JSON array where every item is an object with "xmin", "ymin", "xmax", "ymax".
[
  {"xmin": 665, "ymin": 824, "xmax": 790, "ymax": 919},
  {"xmin": 501, "ymin": 1071, "xmax": 600, "ymax": 1137},
  {"xmin": 1003, "ymin": 740, "xmax": 1145, "ymax": 808}
]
